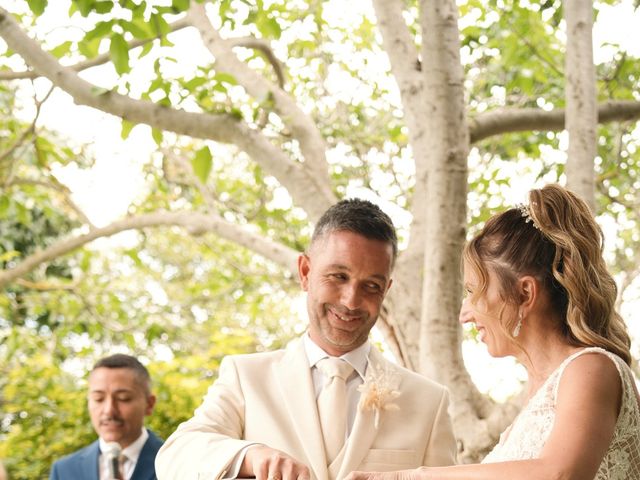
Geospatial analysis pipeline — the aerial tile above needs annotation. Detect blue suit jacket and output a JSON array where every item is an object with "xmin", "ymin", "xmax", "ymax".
[{"xmin": 49, "ymin": 429, "xmax": 163, "ymax": 480}]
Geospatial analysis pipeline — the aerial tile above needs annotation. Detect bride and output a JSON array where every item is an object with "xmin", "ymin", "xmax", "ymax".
[{"xmin": 348, "ymin": 184, "xmax": 640, "ymax": 480}]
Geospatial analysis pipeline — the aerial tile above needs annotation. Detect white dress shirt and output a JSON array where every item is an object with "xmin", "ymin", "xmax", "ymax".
[{"xmin": 99, "ymin": 428, "xmax": 148, "ymax": 480}]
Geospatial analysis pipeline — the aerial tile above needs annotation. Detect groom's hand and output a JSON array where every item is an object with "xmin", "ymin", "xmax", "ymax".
[{"xmin": 240, "ymin": 445, "xmax": 311, "ymax": 480}]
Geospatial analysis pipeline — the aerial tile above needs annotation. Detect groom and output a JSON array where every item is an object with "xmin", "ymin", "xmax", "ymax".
[{"xmin": 156, "ymin": 199, "xmax": 457, "ymax": 480}]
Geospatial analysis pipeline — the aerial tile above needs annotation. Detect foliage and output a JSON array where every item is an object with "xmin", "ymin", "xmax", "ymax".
[
  {"xmin": 0, "ymin": 328, "xmax": 256, "ymax": 480},
  {"xmin": 0, "ymin": 88, "xmax": 303, "ymax": 478}
]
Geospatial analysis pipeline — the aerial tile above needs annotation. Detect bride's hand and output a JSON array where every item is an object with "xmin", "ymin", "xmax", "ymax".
[{"xmin": 344, "ymin": 469, "xmax": 423, "ymax": 480}]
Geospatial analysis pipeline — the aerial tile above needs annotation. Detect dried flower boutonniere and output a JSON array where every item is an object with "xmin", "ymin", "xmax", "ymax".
[{"xmin": 357, "ymin": 363, "xmax": 400, "ymax": 429}]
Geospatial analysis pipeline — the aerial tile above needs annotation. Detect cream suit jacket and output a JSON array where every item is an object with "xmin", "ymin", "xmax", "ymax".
[{"xmin": 155, "ymin": 338, "xmax": 456, "ymax": 480}]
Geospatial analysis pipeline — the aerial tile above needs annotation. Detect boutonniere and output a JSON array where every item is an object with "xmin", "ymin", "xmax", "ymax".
[{"xmin": 357, "ymin": 362, "xmax": 400, "ymax": 429}]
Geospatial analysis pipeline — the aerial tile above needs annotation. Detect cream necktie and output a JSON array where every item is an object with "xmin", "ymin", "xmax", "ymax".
[{"xmin": 316, "ymin": 357, "xmax": 354, "ymax": 464}]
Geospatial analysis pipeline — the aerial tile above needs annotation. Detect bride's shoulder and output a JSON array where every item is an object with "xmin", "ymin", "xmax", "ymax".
[{"xmin": 555, "ymin": 349, "xmax": 622, "ymax": 411}]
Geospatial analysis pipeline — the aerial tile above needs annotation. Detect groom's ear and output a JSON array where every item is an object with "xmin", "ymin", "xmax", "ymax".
[{"xmin": 298, "ymin": 253, "xmax": 311, "ymax": 291}]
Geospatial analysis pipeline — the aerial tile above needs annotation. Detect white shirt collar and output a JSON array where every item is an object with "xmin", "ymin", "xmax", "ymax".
[
  {"xmin": 99, "ymin": 427, "xmax": 148, "ymax": 462},
  {"xmin": 303, "ymin": 332, "xmax": 370, "ymax": 380}
]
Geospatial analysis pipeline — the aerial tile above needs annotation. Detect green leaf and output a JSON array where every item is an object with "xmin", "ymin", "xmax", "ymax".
[
  {"xmin": 121, "ymin": 120, "xmax": 135, "ymax": 139},
  {"xmin": 121, "ymin": 19, "xmax": 150, "ymax": 40},
  {"xmin": 139, "ymin": 41, "xmax": 154, "ymax": 58},
  {"xmin": 0, "ymin": 250, "xmax": 21, "ymax": 262},
  {"xmin": 26, "ymin": 0, "xmax": 48, "ymax": 16},
  {"xmin": 85, "ymin": 21, "xmax": 113, "ymax": 42},
  {"xmin": 151, "ymin": 128, "xmax": 164, "ymax": 145},
  {"xmin": 75, "ymin": 0, "xmax": 93, "ymax": 17},
  {"xmin": 172, "ymin": 0, "xmax": 190, "ymax": 12},
  {"xmin": 214, "ymin": 72, "xmax": 238, "ymax": 85},
  {"xmin": 34, "ymin": 137, "xmax": 47, "ymax": 167},
  {"xmin": 256, "ymin": 16, "xmax": 282, "ymax": 40},
  {"xmin": 49, "ymin": 41, "xmax": 72, "ymax": 59},
  {"xmin": 0, "ymin": 196, "xmax": 10, "ymax": 217},
  {"xmin": 183, "ymin": 76, "xmax": 207, "ymax": 90},
  {"xmin": 191, "ymin": 146, "xmax": 213, "ymax": 183},
  {"xmin": 94, "ymin": 1, "xmax": 114, "ymax": 13},
  {"xmin": 78, "ymin": 37, "xmax": 102, "ymax": 58},
  {"xmin": 151, "ymin": 13, "xmax": 171, "ymax": 38},
  {"xmin": 109, "ymin": 33, "xmax": 131, "ymax": 74}
]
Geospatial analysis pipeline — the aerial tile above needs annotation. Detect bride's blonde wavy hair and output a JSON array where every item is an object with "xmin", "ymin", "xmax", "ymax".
[{"xmin": 464, "ymin": 184, "xmax": 632, "ymax": 365}]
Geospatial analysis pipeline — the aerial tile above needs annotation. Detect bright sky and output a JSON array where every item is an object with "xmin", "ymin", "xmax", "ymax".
[{"xmin": 5, "ymin": 0, "xmax": 640, "ymax": 399}]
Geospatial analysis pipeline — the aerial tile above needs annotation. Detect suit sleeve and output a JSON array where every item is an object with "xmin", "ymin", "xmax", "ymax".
[
  {"xmin": 155, "ymin": 356, "xmax": 256, "ymax": 480},
  {"xmin": 422, "ymin": 387, "xmax": 457, "ymax": 467},
  {"xmin": 49, "ymin": 462, "xmax": 60, "ymax": 480}
]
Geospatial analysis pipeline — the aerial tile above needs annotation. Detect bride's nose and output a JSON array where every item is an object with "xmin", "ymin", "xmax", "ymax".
[{"xmin": 459, "ymin": 298, "xmax": 473, "ymax": 325}]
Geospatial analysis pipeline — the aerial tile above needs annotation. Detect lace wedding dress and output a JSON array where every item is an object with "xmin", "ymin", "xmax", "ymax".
[{"xmin": 482, "ymin": 347, "xmax": 640, "ymax": 479}]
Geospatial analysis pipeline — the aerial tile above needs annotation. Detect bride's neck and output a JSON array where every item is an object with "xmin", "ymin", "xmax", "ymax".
[{"xmin": 516, "ymin": 327, "xmax": 580, "ymax": 399}]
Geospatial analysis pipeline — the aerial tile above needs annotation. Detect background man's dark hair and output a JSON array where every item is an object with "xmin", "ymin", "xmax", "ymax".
[
  {"xmin": 91, "ymin": 354, "xmax": 152, "ymax": 395},
  {"xmin": 311, "ymin": 198, "xmax": 398, "ymax": 262}
]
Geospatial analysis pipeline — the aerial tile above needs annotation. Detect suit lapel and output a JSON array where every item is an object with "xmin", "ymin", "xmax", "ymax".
[
  {"xmin": 275, "ymin": 338, "xmax": 328, "ymax": 480},
  {"xmin": 335, "ymin": 349, "xmax": 397, "ymax": 480},
  {"xmin": 81, "ymin": 441, "xmax": 100, "ymax": 480},
  {"xmin": 131, "ymin": 431, "xmax": 158, "ymax": 480}
]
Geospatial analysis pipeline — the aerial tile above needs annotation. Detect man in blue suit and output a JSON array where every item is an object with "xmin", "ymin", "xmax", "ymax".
[{"xmin": 50, "ymin": 354, "xmax": 163, "ymax": 480}]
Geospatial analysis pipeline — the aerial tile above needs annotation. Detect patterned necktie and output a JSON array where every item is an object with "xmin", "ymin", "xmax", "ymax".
[
  {"xmin": 118, "ymin": 453, "xmax": 127, "ymax": 480},
  {"xmin": 316, "ymin": 357, "xmax": 354, "ymax": 464}
]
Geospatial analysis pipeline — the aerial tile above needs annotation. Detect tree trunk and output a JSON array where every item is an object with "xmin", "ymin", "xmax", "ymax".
[
  {"xmin": 564, "ymin": 0, "xmax": 597, "ymax": 209},
  {"xmin": 414, "ymin": 0, "xmax": 503, "ymax": 462}
]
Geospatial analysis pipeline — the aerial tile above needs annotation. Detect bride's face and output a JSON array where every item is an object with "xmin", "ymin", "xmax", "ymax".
[{"xmin": 460, "ymin": 260, "xmax": 518, "ymax": 358}]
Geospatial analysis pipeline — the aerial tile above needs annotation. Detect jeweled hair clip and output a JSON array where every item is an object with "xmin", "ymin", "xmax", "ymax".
[{"xmin": 516, "ymin": 203, "xmax": 540, "ymax": 230}]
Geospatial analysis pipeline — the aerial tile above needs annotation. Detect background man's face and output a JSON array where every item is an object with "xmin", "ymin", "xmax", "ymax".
[
  {"xmin": 299, "ymin": 230, "xmax": 393, "ymax": 356},
  {"xmin": 88, "ymin": 367, "xmax": 155, "ymax": 448}
]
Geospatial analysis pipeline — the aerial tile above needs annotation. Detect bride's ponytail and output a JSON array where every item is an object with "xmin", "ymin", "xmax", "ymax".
[{"xmin": 528, "ymin": 185, "xmax": 631, "ymax": 365}]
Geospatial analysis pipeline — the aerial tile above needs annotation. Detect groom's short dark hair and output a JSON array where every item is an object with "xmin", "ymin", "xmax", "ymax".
[{"xmin": 311, "ymin": 198, "xmax": 398, "ymax": 262}]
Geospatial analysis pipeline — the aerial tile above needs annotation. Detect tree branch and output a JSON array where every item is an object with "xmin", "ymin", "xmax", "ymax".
[
  {"xmin": 0, "ymin": 85, "xmax": 53, "ymax": 182},
  {"xmin": 371, "ymin": 0, "xmax": 421, "ymax": 93},
  {"xmin": 4, "ymin": 177, "xmax": 95, "ymax": 227},
  {"xmin": 0, "ymin": 6, "xmax": 332, "ymax": 221},
  {"xmin": 0, "ymin": 211, "xmax": 299, "ymax": 289},
  {"xmin": 0, "ymin": 18, "xmax": 191, "ymax": 80},
  {"xmin": 15, "ymin": 278, "xmax": 76, "ymax": 291},
  {"xmin": 371, "ymin": 0, "xmax": 430, "ymax": 292},
  {"xmin": 469, "ymin": 100, "xmax": 640, "ymax": 143},
  {"xmin": 187, "ymin": 3, "xmax": 335, "ymax": 216},
  {"xmin": 229, "ymin": 36, "xmax": 286, "ymax": 89}
]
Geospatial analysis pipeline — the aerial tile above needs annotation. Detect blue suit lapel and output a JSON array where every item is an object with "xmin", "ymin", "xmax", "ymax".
[
  {"xmin": 80, "ymin": 441, "xmax": 100, "ymax": 480},
  {"xmin": 131, "ymin": 430, "xmax": 163, "ymax": 480}
]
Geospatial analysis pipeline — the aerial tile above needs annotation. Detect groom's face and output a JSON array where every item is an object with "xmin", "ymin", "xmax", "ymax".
[{"xmin": 298, "ymin": 229, "xmax": 393, "ymax": 356}]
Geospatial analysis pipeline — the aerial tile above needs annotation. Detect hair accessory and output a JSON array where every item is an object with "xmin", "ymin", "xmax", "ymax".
[
  {"xmin": 513, "ymin": 312, "xmax": 523, "ymax": 337},
  {"xmin": 516, "ymin": 203, "xmax": 540, "ymax": 230}
]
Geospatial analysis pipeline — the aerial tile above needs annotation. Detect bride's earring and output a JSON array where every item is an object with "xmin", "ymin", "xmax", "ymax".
[{"xmin": 513, "ymin": 312, "xmax": 523, "ymax": 337}]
